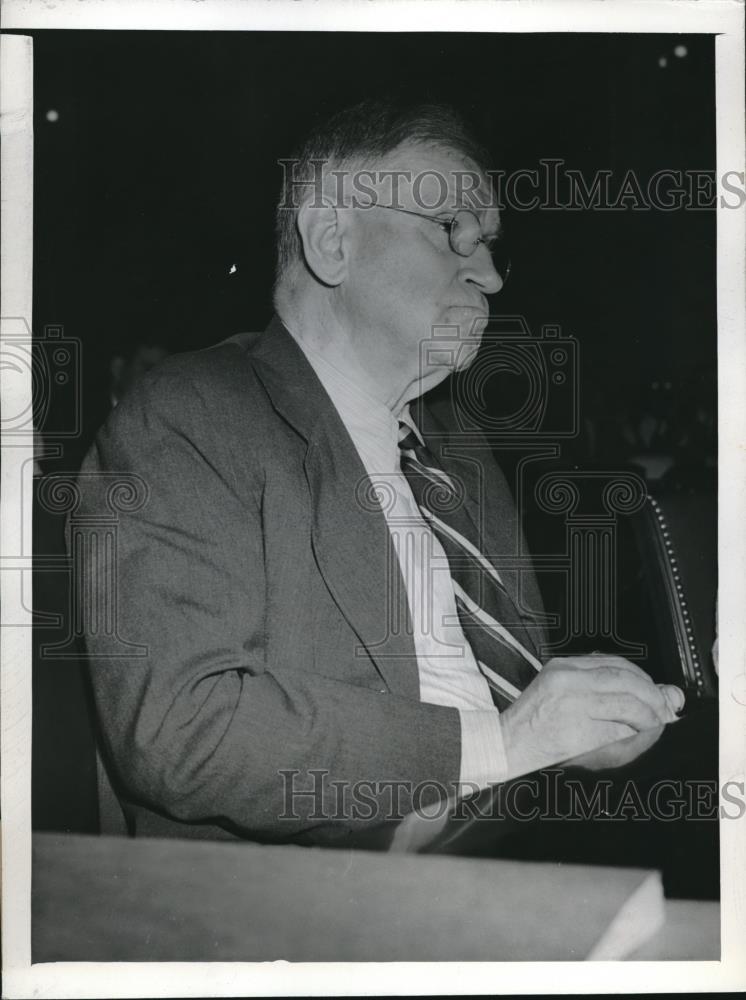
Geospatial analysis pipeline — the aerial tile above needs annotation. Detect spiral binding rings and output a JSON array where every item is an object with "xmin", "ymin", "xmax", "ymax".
[{"xmin": 648, "ymin": 495, "xmax": 705, "ymax": 691}]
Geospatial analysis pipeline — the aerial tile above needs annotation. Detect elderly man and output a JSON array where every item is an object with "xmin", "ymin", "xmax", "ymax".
[{"xmin": 80, "ymin": 100, "xmax": 683, "ymax": 843}]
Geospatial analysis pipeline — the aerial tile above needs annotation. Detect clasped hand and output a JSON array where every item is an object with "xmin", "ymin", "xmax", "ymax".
[{"xmin": 501, "ymin": 654, "xmax": 684, "ymax": 777}]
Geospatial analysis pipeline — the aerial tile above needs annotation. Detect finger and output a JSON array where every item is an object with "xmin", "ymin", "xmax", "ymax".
[
  {"xmin": 578, "ymin": 665, "xmax": 671, "ymax": 724},
  {"xmin": 583, "ymin": 661, "xmax": 683, "ymax": 722},
  {"xmin": 594, "ymin": 720, "xmax": 638, "ymax": 745},
  {"xmin": 658, "ymin": 684, "xmax": 685, "ymax": 718},
  {"xmin": 575, "ymin": 654, "xmax": 656, "ymax": 684},
  {"xmin": 558, "ymin": 721, "xmax": 634, "ymax": 767},
  {"xmin": 589, "ymin": 691, "xmax": 665, "ymax": 732},
  {"xmin": 610, "ymin": 723, "xmax": 664, "ymax": 754},
  {"xmin": 568, "ymin": 723, "xmax": 663, "ymax": 771}
]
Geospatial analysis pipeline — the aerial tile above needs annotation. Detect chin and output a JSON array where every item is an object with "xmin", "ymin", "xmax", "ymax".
[{"xmin": 452, "ymin": 337, "xmax": 481, "ymax": 372}]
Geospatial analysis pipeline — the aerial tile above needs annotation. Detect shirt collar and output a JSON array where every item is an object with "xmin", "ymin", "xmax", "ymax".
[
  {"xmin": 398, "ymin": 404, "xmax": 425, "ymax": 446},
  {"xmin": 284, "ymin": 323, "xmax": 428, "ymax": 473}
]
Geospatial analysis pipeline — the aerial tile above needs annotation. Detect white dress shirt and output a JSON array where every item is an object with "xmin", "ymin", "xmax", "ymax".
[{"xmin": 289, "ymin": 332, "xmax": 508, "ymax": 791}]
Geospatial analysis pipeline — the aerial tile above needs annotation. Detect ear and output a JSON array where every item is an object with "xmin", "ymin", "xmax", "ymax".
[{"xmin": 296, "ymin": 197, "xmax": 349, "ymax": 287}]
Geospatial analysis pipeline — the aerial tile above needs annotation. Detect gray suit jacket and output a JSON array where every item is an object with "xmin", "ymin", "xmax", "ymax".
[{"xmin": 79, "ymin": 317, "xmax": 545, "ymax": 843}]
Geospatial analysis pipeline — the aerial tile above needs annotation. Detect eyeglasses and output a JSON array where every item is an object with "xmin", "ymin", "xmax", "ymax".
[{"xmin": 368, "ymin": 204, "xmax": 511, "ymax": 284}]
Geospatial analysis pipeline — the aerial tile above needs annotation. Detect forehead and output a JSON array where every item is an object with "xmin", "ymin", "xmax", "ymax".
[{"xmin": 369, "ymin": 141, "xmax": 496, "ymax": 215}]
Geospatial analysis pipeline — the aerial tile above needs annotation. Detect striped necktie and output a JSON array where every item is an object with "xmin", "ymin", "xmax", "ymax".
[{"xmin": 398, "ymin": 422, "xmax": 543, "ymax": 711}]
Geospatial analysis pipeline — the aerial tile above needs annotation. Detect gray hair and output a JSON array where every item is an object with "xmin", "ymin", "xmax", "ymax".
[{"xmin": 274, "ymin": 99, "xmax": 491, "ymax": 289}]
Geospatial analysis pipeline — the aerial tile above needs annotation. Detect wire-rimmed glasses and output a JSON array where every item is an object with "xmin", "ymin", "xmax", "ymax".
[{"xmin": 368, "ymin": 204, "xmax": 511, "ymax": 284}]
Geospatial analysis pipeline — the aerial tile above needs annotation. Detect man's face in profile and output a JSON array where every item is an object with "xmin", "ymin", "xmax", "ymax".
[{"xmin": 345, "ymin": 142, "xmax": 502, "ymax": 390}]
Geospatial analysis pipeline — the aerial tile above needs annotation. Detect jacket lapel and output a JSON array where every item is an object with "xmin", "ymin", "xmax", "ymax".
[{"xmin": 248, "ymin": 318, "xmax": 420, "ymax": 699}]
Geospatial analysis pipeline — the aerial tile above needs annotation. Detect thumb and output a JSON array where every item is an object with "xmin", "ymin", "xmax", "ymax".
[{"xmin": 659, "ymin": 684, "xmax": 685, "ymax": 719}]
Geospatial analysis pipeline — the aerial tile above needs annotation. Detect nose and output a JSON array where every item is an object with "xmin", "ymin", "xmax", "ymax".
[{"xmin": 459, "ymin": 245, "xmax": 503, "ymax": 296}]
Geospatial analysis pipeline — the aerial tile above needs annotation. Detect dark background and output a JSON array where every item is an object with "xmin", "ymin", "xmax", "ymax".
[
  {"xmin": 22, "ymin": 30, "xmax": 717, "ymax": 468},
  {"xmin": 15, "ymin": 30, "xmax": 718, "ymax": 845}
]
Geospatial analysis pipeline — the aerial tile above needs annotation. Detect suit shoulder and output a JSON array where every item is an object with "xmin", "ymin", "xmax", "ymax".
[
  {"xmin": 86, "ymin": 335, "xmax": 275, "ymax": 496},
  {"xmin": 116, "ymin": 334, "xmax": 271, "ymax": 427},
  {"xmin": 143, "ymin": 335, "xmax": 260, "ymax": 396}
]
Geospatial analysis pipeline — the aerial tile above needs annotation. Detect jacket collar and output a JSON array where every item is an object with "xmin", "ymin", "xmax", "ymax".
[
  {"xmin": 247, "ymin": 315, "xmax": 336, "ymax": 444},
  {"xmin": 248, "ymin": 316, "xmax": 421, "ymax": 698}
]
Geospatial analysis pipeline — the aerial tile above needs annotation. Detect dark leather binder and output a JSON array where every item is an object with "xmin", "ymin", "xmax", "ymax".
[{"xmin": 630, "ymin": 492, "xmax": 717, "ymax": 700}]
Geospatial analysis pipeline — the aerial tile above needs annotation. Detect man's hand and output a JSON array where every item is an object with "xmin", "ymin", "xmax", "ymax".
[
  {"xmin": 563, "ymin": 724, "xmax": 664, "ymax": 772},
  {"xmin": 500, "ymin": 655, "xmax": 684, "ymax": 778}
]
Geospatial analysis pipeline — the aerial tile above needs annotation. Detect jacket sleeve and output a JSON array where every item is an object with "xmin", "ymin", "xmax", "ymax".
[{"xmin": 78, "ymin": 362, "xmax": 463, "ymax": 841}]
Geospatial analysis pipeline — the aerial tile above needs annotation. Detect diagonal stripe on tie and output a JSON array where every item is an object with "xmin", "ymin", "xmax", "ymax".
[
  {"xmin": 420, "ymin": 505, "xmax": 505, "ymax": 588},
  {"xmin": 401, "ymin": 446, "xmax": 536, "ymax": 637},
  {"xmin": 477, "ymin": 660, "xmax": 522, "ymax": 711},
  {"xmin": 398, "ymin": 422, "xmax": 542, "ymax": 708},
  {"xmin": 453, "ymin": 581, "xmax": 543, "ymax": 673}
]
